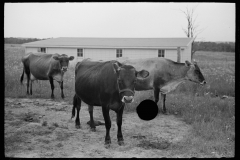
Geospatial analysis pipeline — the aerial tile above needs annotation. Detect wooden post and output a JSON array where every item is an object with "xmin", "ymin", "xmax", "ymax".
[{"xmin": 177, "ymin": 47, "xmax": 181, "ymax": 63}]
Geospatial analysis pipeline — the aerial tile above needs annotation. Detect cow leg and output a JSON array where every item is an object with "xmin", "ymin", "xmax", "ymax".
[
  {"xmin": 72, "ymin": 94, "xmax": 82, "ymax": 128},
  {"xmin": 75, "ymin": 96, "xmax": 82, "ymax": 129},
  {"xmin": 102, "ymin": 106, "xmax": 111, "ymax": 147},
  {"xmin": 154, "ymin": 88, "xmax": 160, "ymax": 104},
  {"xmin": 160, "ymin": 93, "xmax": 167, "ymax": 114},
  {"xmin": 49, "ymin": 77, "xmax": 55, "ymax": 99},
  {"xmin": 26, "ymin": 75, "xmax": 30, "ymax": 95},
  {"xmin": 59, "ymin": 81, "xmax": 65, "ymax": 99},
  {"xmin": 30, "ymin": 80, "xmax": 33, "ymax": 95},
  {"xmin": 88, "ymin": 105, "xmax": 96, "ymax": 132},
  {"xmin": 116, "ymin": 103, "xmax": 125, "ymax": 146}
]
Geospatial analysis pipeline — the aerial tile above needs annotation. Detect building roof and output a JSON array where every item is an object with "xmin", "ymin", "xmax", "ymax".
[{"xmin": 22, "ymin": 37, "xmax": 194, "ymax": 49}]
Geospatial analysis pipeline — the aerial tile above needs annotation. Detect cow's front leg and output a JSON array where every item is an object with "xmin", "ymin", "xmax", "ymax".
[
  {"xmin": 102, "ymin": 106, "xmax": 111, "ymax": 147},
  {"xmin": 59, "ymin": 81, "xmax": 65, "ymax": 99},
  {"xmin": 49, "ymin": 77, "xmax": 55, "ymax": 99},
  {"xmin": 116, "ymin": 103, "xmax": 125, "ymax": 146},
  {"xmin": 160, "ymin": 93, "xmax": 167, "ymax": 114},
  {"xmin": 88, "ymin": 105, "xmax": 96, "ymax": 132}
]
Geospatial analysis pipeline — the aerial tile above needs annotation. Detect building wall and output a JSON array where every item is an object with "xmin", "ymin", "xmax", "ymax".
[
  {"xmin": 165, "ymin": 49, "xmax": 178, "ymax": 62},
  {"xmin": 84, "ymin": 48, "xmax": 116, "ymax": 60},
  {"xmin": 180, "ymin": 45, "xmax": 191, "ymax": 63},
  {"xmin": 25, "ymin": 47, "xmax": 38, "ymax": 53},
  {"xmin": 122, "ymin": 49, "xmax": 157, "ymax": 59},
  {"xmin": 25, "ymin": 46, "xmax": 192, "ymax": 65}
]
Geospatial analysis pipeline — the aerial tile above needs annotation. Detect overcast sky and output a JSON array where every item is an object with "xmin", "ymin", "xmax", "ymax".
[{"xmin": 4, "ymin": 2, "xmax": 235, "ymax": 42}]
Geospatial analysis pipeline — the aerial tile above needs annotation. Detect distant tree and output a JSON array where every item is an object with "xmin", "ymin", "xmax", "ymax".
[{"xmin": 180, "ymin": 5, "xmax": 205, "ymax": 60}]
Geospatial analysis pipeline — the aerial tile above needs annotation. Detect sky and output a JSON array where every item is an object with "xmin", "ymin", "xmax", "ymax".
[{"xmin": 4, "ymin": 2, "xmax": 235, "ymax": 42}]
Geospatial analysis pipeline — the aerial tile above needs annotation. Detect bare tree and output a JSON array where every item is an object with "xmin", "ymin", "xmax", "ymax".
[{"xmin": 180, "ymin": 5, "xmax": 204, "ymax": 60}]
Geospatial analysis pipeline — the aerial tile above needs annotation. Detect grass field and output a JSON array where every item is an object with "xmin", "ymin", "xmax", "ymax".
[{"xmin": 4, "ymin": 44, "xmax": 235, "ymax": 157}]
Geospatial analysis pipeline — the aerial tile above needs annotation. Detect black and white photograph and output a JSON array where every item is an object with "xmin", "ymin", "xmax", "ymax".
[{"xmin": 4, "ymin": 2, "xmax": 235, "ymax": 158}]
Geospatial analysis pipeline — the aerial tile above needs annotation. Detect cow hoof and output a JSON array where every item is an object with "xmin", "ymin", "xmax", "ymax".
[
  {"xmin": 163, "ymin": 112, "xmax": 169, "ymax": 115},
  {"xmin": 75, "ymin": 125, "xmax": 81, "ymax": 129},
  {"xmin": 91, "ymin": 128, "xmax": 96, "ymax": 132},
  {"xmin": 104, "ymin": 143, "xmax": 111, "ymax": 149},
  {"xmin": 118, "ymin": 140, "xmax": 124, "ymax": 146},
  {"xmin": 104, "ymin": 140, "xmax": 111, "ymax": 148}
]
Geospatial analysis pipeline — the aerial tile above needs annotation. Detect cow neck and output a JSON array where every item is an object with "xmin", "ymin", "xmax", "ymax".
[{"xmin": 169, "ymin": 63, "xmax": 189, "ymax": 80}]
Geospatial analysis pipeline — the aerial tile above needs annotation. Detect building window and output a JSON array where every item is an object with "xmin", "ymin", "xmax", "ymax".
[
  {"xmin": 158, "ymin": 49, "xmax": 165, "ymax": 57},
  {"xmin": 77, "ymin": 48, "xmax": 83, "ymax": 57},
  {"xmin": 38, "ymin": 48, "xmax": 46, "ymax": 53},
  {"xmin": 116, "ymin": 49, "xmax": 122, "ymax": 58}
]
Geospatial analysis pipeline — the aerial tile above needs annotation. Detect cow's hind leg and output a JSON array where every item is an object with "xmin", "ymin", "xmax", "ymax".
[
  {"xmin": 154, "ymin": 88, "xmax": 160, "ymax": 110},
  {"xmin": 49, "ymin": 77, "xmax": 55, "ymax": 99},
  {"xmin": 26, "ymin": 71, "xmax": 30, "ymax": 95},
  {"xmin": 72, "ymin": 94, "xmax": 82, "ymax": 129},
  {"xmin": 30, "ymin": 80, "xmax": 33, "ymax": 95},
  {"xmin": 88, "ymin": 105, "xmax": 96, "ymax": 132},
  {"xmin": 116, "ymin": 103, "xmax": 125, "ymax": 146},
  {"xmin": 59, "ymin": 81, "xmax": 65, "ymax": 99},
  {"xmin": 102, "ymin": 105, "xmax": 111, "ymax": 147},
  {"xmin": 160, "ymin": 93, "xmax": 167, "ymax": 114}
]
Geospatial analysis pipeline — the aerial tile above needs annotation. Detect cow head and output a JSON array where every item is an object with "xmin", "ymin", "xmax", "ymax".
[
  {"xmin": 185, "ymin": 60, "xmax": 206, "ymax": 85},
  {"xmin": 113, "ymin": 62, "xmax": 149, "ymax": 103},
  {"xmin": 53, "ymin": 54, "xmax": 74, "ymax": 72}
]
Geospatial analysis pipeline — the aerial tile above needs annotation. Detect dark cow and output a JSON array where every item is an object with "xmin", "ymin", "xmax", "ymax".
[
  {"xmin": 71, "ymin": 59, "xmax": 149, "ymax": 147},
  {"xmin": 20, "ymin": 52, "xmax": 74, "ymax": 98},
  {"xmin": 118, "ymin": 57, "xmax": 206, "ymax": 114}
]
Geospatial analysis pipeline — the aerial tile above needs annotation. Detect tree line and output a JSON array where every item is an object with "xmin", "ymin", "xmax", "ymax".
[
  {"xmin": 4, "ymin": 37, "xmax": 235, "ymax": 52},
  {"xmin": 4, "ymin": 37, "xmax": 49, "ymax": 44},
  {"xmin": 193, "ymin": 41, "xmax": 235, "ymax": 52}
]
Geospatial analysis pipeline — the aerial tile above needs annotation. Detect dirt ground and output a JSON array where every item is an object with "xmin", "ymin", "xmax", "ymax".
[{"xmin": 5, "ymin": 98, "xmax": 192, "ymax": 158}]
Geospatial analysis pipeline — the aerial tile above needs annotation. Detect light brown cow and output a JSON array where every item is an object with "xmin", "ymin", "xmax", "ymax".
[
  {"xmin": 20, "ymin": 52, "xmax": 74, "ymax": 98},
  {"xmin": 118, "ymin": 57, "xmax": 206, "ymax": 113}
]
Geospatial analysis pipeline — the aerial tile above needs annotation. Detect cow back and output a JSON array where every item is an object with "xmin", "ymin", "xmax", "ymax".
[{"xmin": 75, "ymin": 59, "xmax": 119, "ymax": 106}]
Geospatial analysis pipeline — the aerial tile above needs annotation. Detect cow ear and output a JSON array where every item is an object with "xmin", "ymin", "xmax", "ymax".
[
  {"xmin": 53, "ymin": 55, "xmax": 60, "ymax": 60},
  {"xmin": 113, "ymin": 62, "xmax": 121, "ymax": 73},
  {"xmin": 192, "ymin": 59, "xmax": 197, "ymax": 65},
  {"xmin": 69, "ymin": 56, "xmax": 74, "ymax": 61},
  {"xmin": 136, "ymin": 70, "xmax": 149, "ymax": 78},
  {"xmin": 185, "ymin": 60, "xmax": 191, "ymax": 67}
]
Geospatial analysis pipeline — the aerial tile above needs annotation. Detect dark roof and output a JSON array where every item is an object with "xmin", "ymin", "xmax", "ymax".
[{"xmin": 22, "ymin": 37, "xmax": 194, "ymax": 48}]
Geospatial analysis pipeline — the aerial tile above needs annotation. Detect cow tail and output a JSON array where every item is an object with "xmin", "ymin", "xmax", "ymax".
[
  {"xmin": 20, "ymin": 66, "xmax": 25, "ymax": 85},
  {"xmin": 71, "ymin": 94, "xmax": 77, "ymax": 119}
]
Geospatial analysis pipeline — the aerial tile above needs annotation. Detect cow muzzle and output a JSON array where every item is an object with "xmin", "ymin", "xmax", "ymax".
[
  {"xmin": 61, "ymin": 67, "xmax": 68, "ymax": 72},
  {"xmin": 122, "ymin": 96, "xmax": 134, "ymax": 103}
]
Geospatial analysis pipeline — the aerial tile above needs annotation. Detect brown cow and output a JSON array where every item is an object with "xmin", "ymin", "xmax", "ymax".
[
  {"xmin": 118, "ymin": 57, "xmax": 206, "ymax": 113},
  {"xmin": 20, "ymin": 52, "xmax": 74, "ymax": 98}
]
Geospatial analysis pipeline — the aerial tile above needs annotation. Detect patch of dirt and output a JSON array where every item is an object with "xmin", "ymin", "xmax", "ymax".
[{"xmin": 5, "ymin": 98, "xmax": 192, "ymax": 158}]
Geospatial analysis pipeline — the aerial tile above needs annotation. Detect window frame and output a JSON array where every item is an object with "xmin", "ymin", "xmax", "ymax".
[
  {"xmin": 77, "ymin": 48, "xmax": 84, "ymax": 57},
  {"xmin": 158, "ymin": 49, "xmax": 165, "ymax": 57},
  {"xmin": 38, "ymin": 48, "xmax": 46, "ymax": 53},
  {"xmin": 116, "ymin": 49, "xmax": 122, "ymax": 58}
]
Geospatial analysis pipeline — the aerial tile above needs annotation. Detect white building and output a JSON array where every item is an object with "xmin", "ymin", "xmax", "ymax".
[{"xmin": 22, "ymin": 37, "xmax": 194, "ymax": 64}]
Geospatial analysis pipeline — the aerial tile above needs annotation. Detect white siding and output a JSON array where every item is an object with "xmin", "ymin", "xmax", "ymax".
[
  {"xmin": 24, "ymin": 44, "xmax": 192, "ymax": 64},
  {"xmin": 181, "ymin": 46, "xmax": 192, "ymax": 62},
  {"xmin": 165, "ymin": 49, "xmax": 177, "ymax": 62},
  {"xmin": 84, "ymin": 48, "xmax": 116, "ymax": 61},
  {"xmin": 123, "ymin": 49, "xmax": 157, "ymax": 59},
  {"xmin": 26, "ymin": 47, "xmax": 38, "ymax": 53}
]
